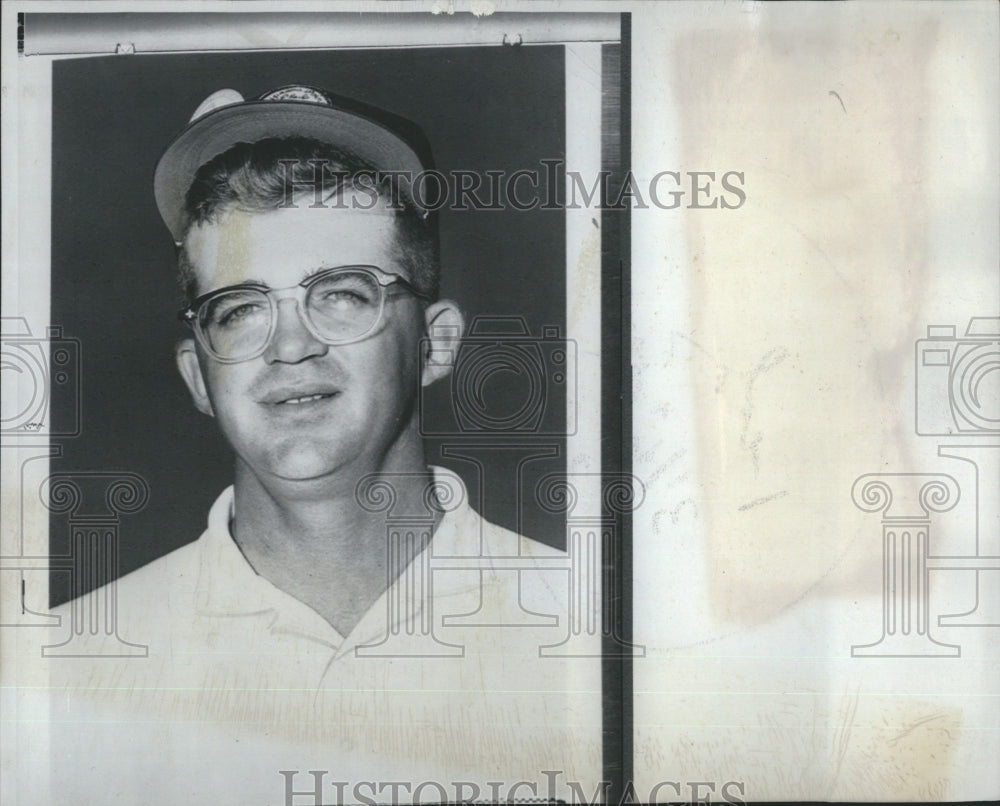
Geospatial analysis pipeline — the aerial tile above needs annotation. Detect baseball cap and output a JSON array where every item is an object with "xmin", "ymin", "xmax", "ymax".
[{"xmin": 153, "ymin": 85, "xmax": 434, "ymax": 245}]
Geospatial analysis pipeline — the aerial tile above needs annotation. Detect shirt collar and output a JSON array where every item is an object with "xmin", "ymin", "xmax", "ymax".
[{"xmin": 193, "ymin": 466, "xmax": 484, "ymax": 649}]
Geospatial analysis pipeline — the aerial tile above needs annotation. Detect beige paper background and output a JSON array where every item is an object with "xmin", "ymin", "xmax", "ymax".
[{"xmin": 632, "ymin": 1, "xmax": 999, "ymax": 801}]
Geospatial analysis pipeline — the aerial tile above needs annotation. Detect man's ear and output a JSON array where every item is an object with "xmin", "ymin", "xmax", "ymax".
[
  {"xmin": 420, "ymin": 300, "xmax": 465, "ymax": 388},
  {"xmin": 175, "ymin": 338, "xmax": 215, "ymax": 417}
]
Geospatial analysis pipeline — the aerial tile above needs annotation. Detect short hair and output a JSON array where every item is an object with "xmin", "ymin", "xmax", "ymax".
[{"xmin": 178, "ymin": 137, "xmax": 440, "ymax": 302}]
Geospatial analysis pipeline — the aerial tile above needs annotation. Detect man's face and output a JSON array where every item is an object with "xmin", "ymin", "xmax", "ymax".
[{"xmin": 177, "ymin": 204, "xmax": 430, "ymax": 486}]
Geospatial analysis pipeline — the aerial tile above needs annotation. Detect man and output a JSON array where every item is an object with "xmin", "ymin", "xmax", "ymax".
[
  {"xmin": 48, "ymin": 86, "xmax": 601, "ymax": 802},
  {"xmin": 166, "ymin": 89, "xmax": 466, "ymax": 640}
]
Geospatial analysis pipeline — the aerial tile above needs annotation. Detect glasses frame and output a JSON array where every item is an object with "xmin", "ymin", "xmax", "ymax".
[{"xmin": 178, "ymin": 264, "xmax": 432, "ymax": 363}]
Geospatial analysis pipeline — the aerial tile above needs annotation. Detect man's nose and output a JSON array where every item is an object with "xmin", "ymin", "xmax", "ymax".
[{"xmin": 262, "ymin": 298, "xmax": 329, "ymax": 364}]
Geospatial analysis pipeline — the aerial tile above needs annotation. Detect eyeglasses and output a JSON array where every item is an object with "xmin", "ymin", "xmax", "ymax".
[{"xmin": 179, "ymin": 265, "xmax": 431, "ymax": 363}]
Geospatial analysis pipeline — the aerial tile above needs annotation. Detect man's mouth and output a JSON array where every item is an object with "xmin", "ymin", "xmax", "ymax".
[
  {"xmin": 258, "ymin": 385, "xmax": 341, "ymax": 406},
  {"xmin": 276, "ymin": 392, "xmax": 338, "ymax": 406}
]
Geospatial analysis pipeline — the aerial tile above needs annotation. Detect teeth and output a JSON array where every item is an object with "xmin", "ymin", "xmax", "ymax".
[{"xmin": 280, "ymin": 393, "xmax": 331, "ymax": 405}]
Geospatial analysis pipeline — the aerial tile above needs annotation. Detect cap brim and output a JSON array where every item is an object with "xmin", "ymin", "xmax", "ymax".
[{"xmin": 153, "ymin": 100, "xmax": 429, "ymax": 245}]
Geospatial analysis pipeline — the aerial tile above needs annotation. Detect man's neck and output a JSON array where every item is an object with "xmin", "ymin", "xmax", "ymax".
[{"xmin": 228, "ymin": 438, "xmax": 439, "ymax": 638}]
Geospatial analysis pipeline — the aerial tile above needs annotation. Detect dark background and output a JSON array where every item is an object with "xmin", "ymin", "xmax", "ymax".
[{"xmin": 49, "ymin": 46, "xmax": 568, "ymax": 602}]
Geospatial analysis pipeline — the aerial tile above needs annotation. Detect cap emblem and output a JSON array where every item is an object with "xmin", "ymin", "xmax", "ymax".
[{"xmin": 258, "ymin": 86, "xmax": 333, "ymax": 106}]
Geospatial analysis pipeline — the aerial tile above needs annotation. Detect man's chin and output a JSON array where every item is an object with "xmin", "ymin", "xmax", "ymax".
[
  {"xmin": 250, "ymin": 444, "xmax": 359, "ymax": 486},
  {"xmin": 268, "ymin": 458, "xmax": 349, "ymax": 484}
]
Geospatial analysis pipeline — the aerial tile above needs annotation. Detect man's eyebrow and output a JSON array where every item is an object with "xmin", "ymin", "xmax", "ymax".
[
  {"xmin": 199, "ymin": 278, "xmax": 270, "ymax": 296},
  {"xmin": 227, "ymin": 278, "xmax": 270, "ymax": 289},
  {"xmin": 300, "ymin": 264, "xmax": 350, "ymax": 282}
]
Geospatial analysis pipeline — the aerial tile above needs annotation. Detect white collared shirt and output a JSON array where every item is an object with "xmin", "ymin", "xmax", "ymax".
[{"xmin": 47, "ymin": 468, "xmax": 603, "ymax": 803}]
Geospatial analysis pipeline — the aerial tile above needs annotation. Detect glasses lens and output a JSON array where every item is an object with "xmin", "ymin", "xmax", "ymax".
[
  {"xmin": 199, "ymin": 289, "xmax": 271, "ymax": 360},
  {"xmin": 306, "ymin": 270, "xmax": 382, "ymax": 342}
]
